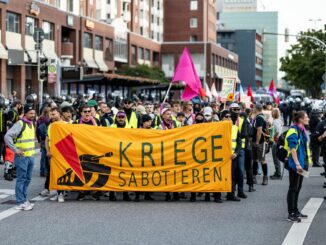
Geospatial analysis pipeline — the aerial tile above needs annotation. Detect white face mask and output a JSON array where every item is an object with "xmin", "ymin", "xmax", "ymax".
[{"xmin": 204, "ymin": 115, "xmax": 212, "ymax": 121}]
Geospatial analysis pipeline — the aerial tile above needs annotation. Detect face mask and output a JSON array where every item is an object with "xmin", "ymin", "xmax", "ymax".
[
  {"xmin": 230, "ymin": 111, "xmax": 239, "ymax": 121},
  {"xmin": 195, "ymin": 118, "xmax": 204, "ymax": 123},
  {"xmin": 194, "ymin": 107, "xmax": 201, "ymax": 113},
  {"xmin": 204, "ymin": 115, "xmax": 212, "ymax": 121}
]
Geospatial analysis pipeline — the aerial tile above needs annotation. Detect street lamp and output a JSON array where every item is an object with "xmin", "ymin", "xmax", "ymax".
[
  {"xmin": 308, "ymin": 19, "xmax": 322, "ymax": 29},
  {"xmin": 263, "ymin": 31, "xmax": 326, "ymax": 98}
]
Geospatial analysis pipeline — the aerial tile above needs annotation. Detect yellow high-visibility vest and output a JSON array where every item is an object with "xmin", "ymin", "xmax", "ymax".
[
  {"xmin": 231, "ymin": 124, "xmax": 239, "ymax": 154},
  {"xmin": 284, "ymin": 128, "xmax": 312, "ymax": 165},
  {"xmin": 238, "ymin": 117, "xmax": 245, "ymax": 149},
  {"xmin": 14, "ymin": 121, "xmax": 36, "ymax": 157}
]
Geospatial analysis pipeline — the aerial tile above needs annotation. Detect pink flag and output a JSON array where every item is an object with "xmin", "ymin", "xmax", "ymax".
[
  {"xmin": 172, "ymin": 47, "xmax": 202, "ymax": 100},
  {"xmin": 268, "ymin": 79, "xmax": 280, "ymax": 104}
]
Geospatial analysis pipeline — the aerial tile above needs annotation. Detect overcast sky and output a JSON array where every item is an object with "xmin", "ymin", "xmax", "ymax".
[{"xmin": 261, "ymin": 0, "xmax": 325, "ymax": 35}]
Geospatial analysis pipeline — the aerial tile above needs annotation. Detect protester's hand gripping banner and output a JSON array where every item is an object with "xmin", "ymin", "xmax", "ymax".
[{"xmin": 50, "ymin": 122, "xmax": 232, "ymax": 192}]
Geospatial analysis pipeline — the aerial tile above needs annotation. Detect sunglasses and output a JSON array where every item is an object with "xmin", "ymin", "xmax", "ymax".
[
  {"xmin": 83, "ymin": 110, "xmax": 91, "ymax": 113},
  {"xmin": 231, "ymin": 108, "xmax": 240, "ymax": 112},
  {"xmin": 117, "ymin": 116, "xmax": 125, "ymax": 119},
  {"xmin": 224, "ymin": 115, "xmax": 231, "ymax": 118},
  {"xmin": 124, "ymin": 102, "xmax": 132, "ymax": 105}
]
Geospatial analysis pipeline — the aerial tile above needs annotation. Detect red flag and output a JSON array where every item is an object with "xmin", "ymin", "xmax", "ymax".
[
  {"xmin": 55, "ymin": 134, "xmax": 85, "ymax": 183},
  {"xmin": 268, "ymin": 79, "xmax": 280, "ymax": 104},
  {"xmin": 172, "ymin": 47, "xmax": 203, "ymax": 100},
  {"xmin": 247, "ymin": 84, "xmax": 254, "ymax": 101}
]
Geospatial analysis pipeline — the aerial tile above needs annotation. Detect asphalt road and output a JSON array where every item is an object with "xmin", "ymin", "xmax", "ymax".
[{"xmin": 0, "ymin": 151, "xmax": 325, "ymax": 245}]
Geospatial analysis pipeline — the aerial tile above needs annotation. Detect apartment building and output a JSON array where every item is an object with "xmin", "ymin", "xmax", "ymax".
[
  {"xmin": 95, "ymin": 0, "xmax": 163, "ymax": 42},
  {"xmin": 162, "ymin": 0, "xmax": 239, "ymax": 91},
  {"xmin": 0, "ymin": 0, "xmax": 161, "ymax": 98}
]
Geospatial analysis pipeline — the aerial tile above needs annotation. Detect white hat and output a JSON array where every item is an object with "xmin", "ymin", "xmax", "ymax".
[
  {"xmin": 203, "ymin": 107, "xmax": 213, "ymax": 115},
  {"xmin": 229, "ymin": 103, "xmax": 240, "ymax": 109}
]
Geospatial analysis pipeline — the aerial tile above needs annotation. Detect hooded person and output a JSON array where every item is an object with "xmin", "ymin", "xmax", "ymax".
[{"xmin": 121, "ymin": 98, "xmax": 139, "ymax": 128}]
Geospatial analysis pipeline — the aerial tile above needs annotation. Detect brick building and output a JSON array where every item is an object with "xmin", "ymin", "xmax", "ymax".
[{"xmin": 0, "ymin": 0, "xmax": 238, "ymax": 100}]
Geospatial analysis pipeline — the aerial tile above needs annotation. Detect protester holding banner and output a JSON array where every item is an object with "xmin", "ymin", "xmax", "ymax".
[
  {"xmin": 134, "ymin": 114, "xmax": 155, "ymax": 202},
  {"xmin": 122, "ymin": 98, "xmax": 139, "ymax": 128},
  {"xmin": 75, "ymin": 105, "xmax": 101, "ymax": 126},
  {"xmin": 219, "ymin": 110, "xmax": 241, "ymax": 202},
  {"xmin": 229, "ymin": 103, "xmax": 247, "ymax": 199},
  {"xmin": 61, "ymin": 106, "xmax": 74, "ymax": 124},
  {"xmin": 182, "ymin": 101, "xmax": 195, "ymax": 126},
  {"xmin": 41, "ymin": 107, "xmax": 66, "ymax": 203}
]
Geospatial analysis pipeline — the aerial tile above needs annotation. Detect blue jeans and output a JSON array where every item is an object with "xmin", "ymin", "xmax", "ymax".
[
  {"xmin": 237, "ymin": 149, "xmax": 245, "ymax": 193},
  {"xmin": 15, "ymin": 155, "xmax": 35, "ymax": 204},
  {"xmin": 40, "ymin": 146, "xmax": 48, "ymax": 175}
]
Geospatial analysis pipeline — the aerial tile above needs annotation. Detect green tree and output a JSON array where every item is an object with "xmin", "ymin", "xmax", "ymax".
[
  {"xmin": 117, "ymin": 64, "xmax": 169, "ymax": 83},
  {"xmin": 280, "ymin": 27, "xmax": 326, "ymax": 97}
]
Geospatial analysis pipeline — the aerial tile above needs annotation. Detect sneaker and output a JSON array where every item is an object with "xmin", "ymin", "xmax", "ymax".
[
  {"xmin": 226, "ymin": 195, "xmax": 241, "ymax": 202},
  {"xmin": 50, "ymin": 195, "xmax": 58, "ymax": 201},
  {"xmin": 58, "ymin": 194, "xmax": 65, "ymax": 203},
  {"xmin": 91, "ymin": 194, "xmax": 100, "ymax": 201},
  {"xmin": 253, "ymin": 176, "xmax": 257, "ymax": 184},
  {"xmin": 40, "ymin": 189, "xmax": 50, "ymax": 197},
  {"xmin": 23, "ymin": 201, "xmax": 34, "ymax": 211},
  {"xmin": 249, "ymin": 186, "xmax": 256, "ymax": 192},
  {"xmin": 237, "ymin": 192, "xmax": 247, "ymax": 199},
  {"xmin": 270, "ymin": 174, "xmax": 282, "ymax": 180},
  {"xmin": 296, "ymin": 211, "xmax": 308, "ymax": 219},
  {"xmin": 76, "ymin": 192, "xmax": 86, "ymax": 201},
  {"xmin": 14, "ymin": 203, "xmax": 26, "ymax": 210},
  {"xmin": 287, "ymin": 213, "xmax": 301, "ymax": 223},
  {"xmin": 262, "ymin": 176, "xmax": 268, "ymax": 185}
]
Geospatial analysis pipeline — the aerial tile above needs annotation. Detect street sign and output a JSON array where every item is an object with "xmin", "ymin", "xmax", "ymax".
[
  {"xmin": 61, "ymin": 67, "xmax": 81, "ymax": 80},
  {"xmin": 48, "ymin": 63, "xmax": 57, "ymax": 84},
  {"xmin": 33, "ymin": 28, "xmax": 45, "ymax": 43}
]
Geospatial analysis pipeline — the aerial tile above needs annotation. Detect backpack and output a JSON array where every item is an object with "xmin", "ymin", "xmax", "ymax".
[{"xmin": 276, "ymin": 130, "xmax": 289, "ymax": 169}]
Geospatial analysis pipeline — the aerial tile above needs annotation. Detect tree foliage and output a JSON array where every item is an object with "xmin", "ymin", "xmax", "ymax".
[
  {"xmin": 280, "ymin": 27, "xmax": 326, "ymax": 97},
  {"xmin": 117, "ymin": 64, "xmax": 169, "ymax": 83}
]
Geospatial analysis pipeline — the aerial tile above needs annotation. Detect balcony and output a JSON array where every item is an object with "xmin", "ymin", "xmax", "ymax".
[
  {"xmin": 122, "ymin": 12, "xmax": 131, "ymax": 22},
  {"xmin": 61, "ymin": 42, "xmax": 74, "ymax": 59}
]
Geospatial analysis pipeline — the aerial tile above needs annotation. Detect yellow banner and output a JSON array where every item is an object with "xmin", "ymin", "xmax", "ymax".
[{"xmin": 50, "ymin": 121, "xmax": 232, "ymax": 192}]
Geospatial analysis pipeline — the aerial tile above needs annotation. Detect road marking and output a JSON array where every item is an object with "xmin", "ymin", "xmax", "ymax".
[
  {"xmin": 0, "ymin": 208, "xmax": 21, "ymax": 221},
  {"xmin": 0, "ymin": 194, "xmax": 10, "ymax": 199},
  {"xmin": 0, "ymin": 195, "xmax": 49, "ymax": 222},
  {"xmin": 31, "ymin": 196, "xmax": 49, "ymax": 202},
  {"xmin": 282, "ymin": 198, "xmax": 324, "ymax": 245}
]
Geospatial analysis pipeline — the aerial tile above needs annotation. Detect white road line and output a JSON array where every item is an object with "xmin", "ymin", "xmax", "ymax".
[
  {"xmin": 0, "ymin": 208, "xmax": 21, "ymax": 221},
  {"xmin": 282, "ymin": 198, "xmax": 324, "ymax": 245},
  {"xmin": 0, "ymin": 194, "xmax": 10, "ymax": 199},
  {"xmin": 31, "ymin": 196, "xmax": 49, "ymax": 202},
  {"xmin": 0, "ymin": 195, "xmax": 49, "ymax": 222}
]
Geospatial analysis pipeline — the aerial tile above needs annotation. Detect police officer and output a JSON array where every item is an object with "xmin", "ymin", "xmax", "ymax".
[
  {"xmin": 5, "ymin": 105, "xmax": 37, "ymax": 211},
  {"xmin": 312, "ymin": 113, "xmax": 326, "ymax": 186},
  {"xmin": 309, "ymin": 108, "xmax": 323, "ymax": 167}
]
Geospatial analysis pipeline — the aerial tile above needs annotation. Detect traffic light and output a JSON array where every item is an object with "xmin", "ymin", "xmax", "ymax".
[{"xmin": 39, "ymin": 57, "xmax": 48, "ymax": 81}]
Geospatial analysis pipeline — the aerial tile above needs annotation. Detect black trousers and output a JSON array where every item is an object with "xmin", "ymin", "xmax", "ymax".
[
  {"xmin": 245, "ymin": 148, "xmax": 254, "ymax": 186},
  {"xmin": 227, "ymin": 159, "xmax": 238, "ymax": 196},
  {"xmin": 287, "ymin": 168, "xmax": 304, "ymax": 214},
  {"xmin": 310, "ymin": 141, "xmax": 321, "ymax": 165},
  {"xmin": 283, "ymin": 113, "xmax": 289, "ymax": 126}
]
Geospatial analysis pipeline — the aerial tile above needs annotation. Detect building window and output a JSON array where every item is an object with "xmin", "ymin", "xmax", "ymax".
[
  {"xmin": 145, "ymin": 49, "xmax": 150, "ymax": 60},
  {"xmin": 107, "ymin": 0, "xmax": 110, "ymax": 3},
  {"xmin": 190, "ymin": 35, "xmax": 197, "ymax": 42},
  {"xmin": 6, "ymin": 12, "xmax": 20, "ymax": 33},
  {"xmin": 156, "ymin": 33, "xmax": 160, "ymax": 41},
  {"xmin": 104, "ymin": 38, "xmax": 113, "ymax": 61},
  {"xmin": 138, "ymin": 47, "xmax": 143, "ymax": 60},
  {"xmin": 151, "ymin": 14, "xmax": 154, "ymax": 23},
  {"xmin": 190, "ymin": 18, "xmax": 198, "ymax": 28},
  {"xmin": 156, "ymin": 17, "xmax": 160, "ymax": 25},
  {"xmin": 140, "ymin": 27, "xmax": 144, "ymax": 35},
  {"xmin": 95, "ymin": 35, "xmax": 103, "ymax": 50},
  {"xmin": 83, "ymin": 32, "xmax": 92, "ymax": 48},
  {"xmin": 43, "ymin": 21, "xmax": 54, "ymax": 40},
  {"xmin": 190, "ymin": 0, "xmax": 198, "ymax": 10},
  {"xmin": 25, "ymin": 17, "xmax": 37, "ymax": 36},
  {"xmin": 131, "ymin": 45, "xmax": 136, "ymax": 65},
  {"xmin": 67, "ymin": 0, "xmax": 73, "ymax": 12}
]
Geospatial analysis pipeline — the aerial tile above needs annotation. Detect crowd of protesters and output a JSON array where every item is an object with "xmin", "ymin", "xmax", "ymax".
[{"xmin": 0, "ymin": 92, "xmax": 326, "ymax": 223}]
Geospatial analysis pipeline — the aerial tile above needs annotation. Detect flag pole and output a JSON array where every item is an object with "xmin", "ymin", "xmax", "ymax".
[{"xmin": 162, "ymin": 82, "xmax": 173, "ymax": 103}]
